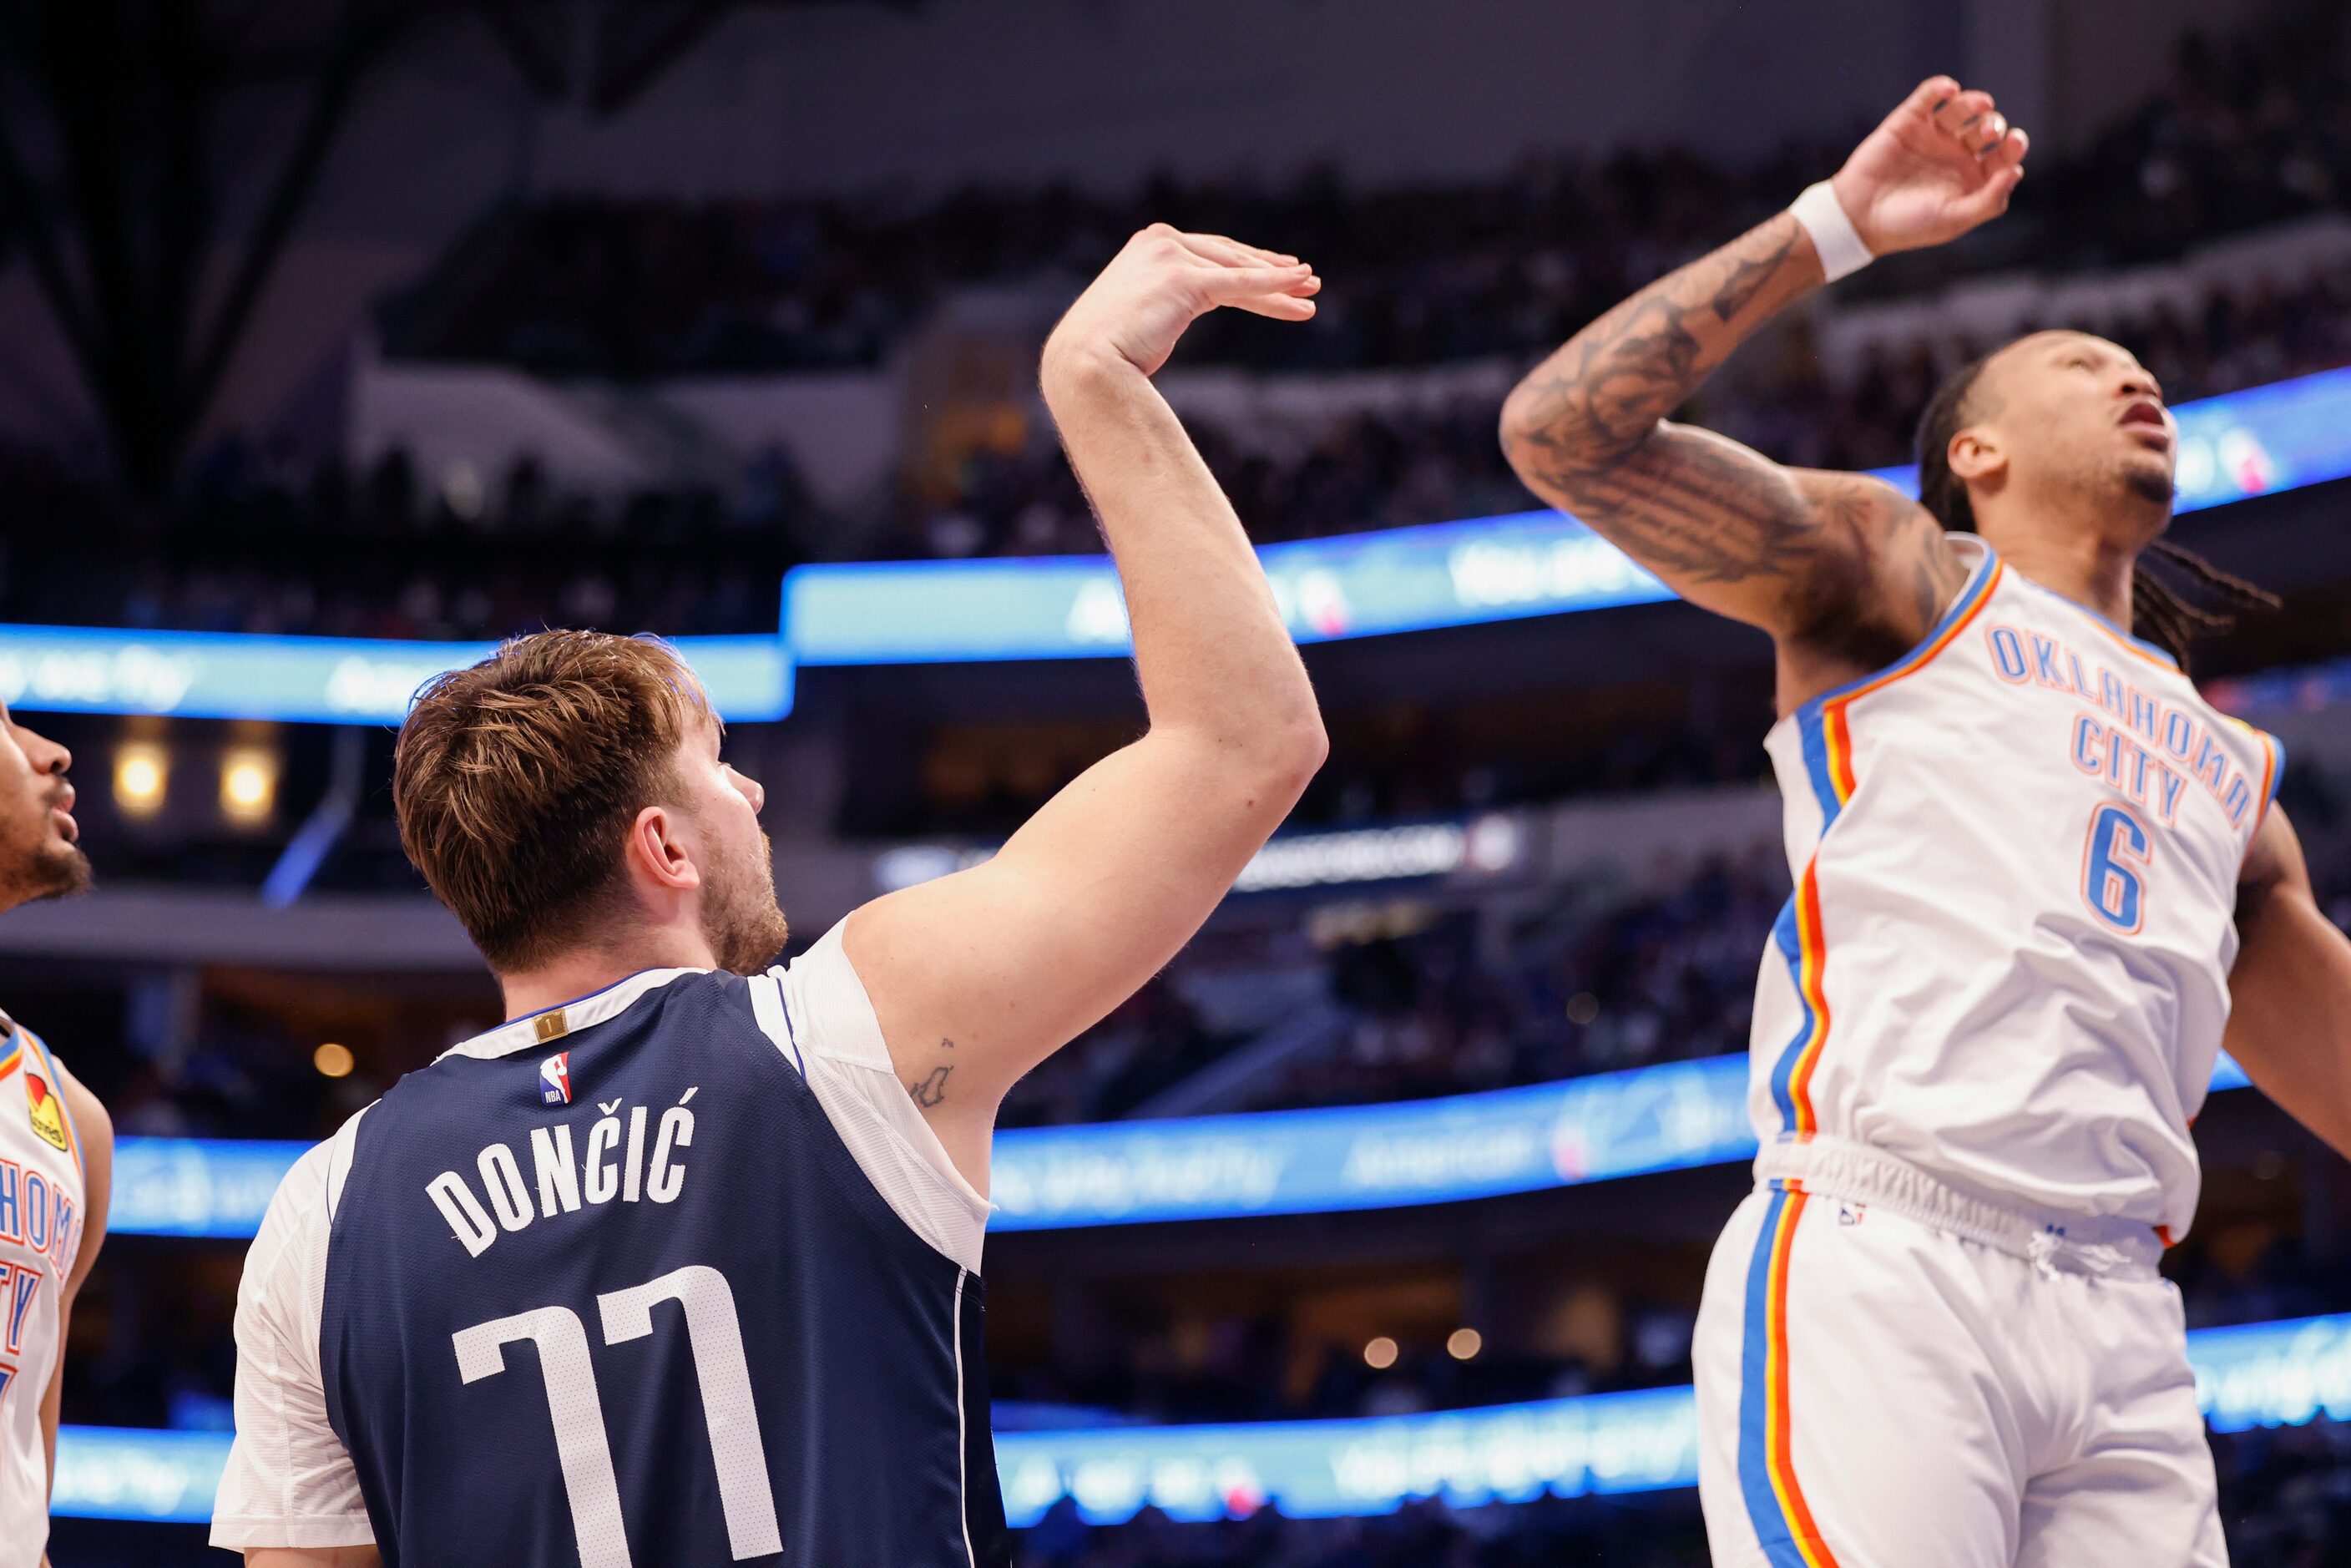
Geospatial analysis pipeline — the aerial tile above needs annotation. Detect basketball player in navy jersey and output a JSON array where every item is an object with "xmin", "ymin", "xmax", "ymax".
[{"xmin": 210, "ymin": 229, "xmax": 1327, "ymax": 1568}]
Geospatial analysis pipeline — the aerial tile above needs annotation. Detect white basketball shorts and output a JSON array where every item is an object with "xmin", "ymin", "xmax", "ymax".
[{"xmin": 1692, "ymin": 1142, "xmax": 2226, "ymax": 1568}]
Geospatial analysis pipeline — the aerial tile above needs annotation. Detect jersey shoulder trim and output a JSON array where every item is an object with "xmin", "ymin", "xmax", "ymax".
[
  {"xmin": 436, "ymin": 969, "xmax": 704, "ymax": 1062},
  {"xmin": 759, "ymin": 922, "xmax": 992, "ymax": 1272},
  {"xmin": 1789, "ymin": 535, "xmax": 2004, "ymax": 822}
]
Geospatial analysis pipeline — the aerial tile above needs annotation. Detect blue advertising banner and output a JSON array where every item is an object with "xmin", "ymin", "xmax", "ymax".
[
  {"xmin": 786, "ymin": 367, "xmax": 2351, "ymax": 665},
  {"xmin": 2195, "ymin": 1311, "xmax": 2351, "ymax": 1435},
  {"xmin": 785, "ymin": 508, "xmax": 1675, "ymax": 664},
  {"xmin": 50, "ymin": 1304, "xmax": 2349, "ymax": 1526},
  {"xmin": 108, "ymin": 1054, "xmax": 2251, "ymax": 1240},
  {"xmin": 0, "ymin": 630, "xmax": 794, "ymax": 724},
  {"xmin": 53, "ymin": 1426, "xmax": 233, "ymax": 1525},
  {"xmin": 988, "ymin": 1055, "xmax": 1756, "ymax": 1229},
  {"xmin": 109, "ymin": 1138, "xmax": 319, "ymax": 1239},
  {"xmin": 996, "ymin": 1385, "xmax": 1700, "ymax": 1526}
]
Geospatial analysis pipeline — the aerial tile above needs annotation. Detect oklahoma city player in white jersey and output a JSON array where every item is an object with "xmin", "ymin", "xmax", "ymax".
[
  {"xmin": 0, "ymin": 702, "xmax": 114, "ymax": 1568},
  {"xmin": 1504, "ymin": 78, "xmax": 2351, "ymax": 1567}
]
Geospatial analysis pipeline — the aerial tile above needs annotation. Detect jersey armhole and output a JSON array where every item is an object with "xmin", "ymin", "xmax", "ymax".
[{"xmin": 752, "ymin": 923, "xmax": 992, "ymax": 1272}]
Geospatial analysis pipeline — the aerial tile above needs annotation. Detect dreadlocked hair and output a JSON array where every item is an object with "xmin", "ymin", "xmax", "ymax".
[{"xmin": 1912, "ymin": 353, "xmax": 2278, "ymax": 671}]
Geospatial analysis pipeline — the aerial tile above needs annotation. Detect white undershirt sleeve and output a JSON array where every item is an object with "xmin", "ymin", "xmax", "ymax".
[
  {"xmin": 759, "ymin": 922, "xmax": 993, "ymax": 1273},
  {"xmin": 209, "ymin": 1116, "xmax": 376, "ymax": 1551}
]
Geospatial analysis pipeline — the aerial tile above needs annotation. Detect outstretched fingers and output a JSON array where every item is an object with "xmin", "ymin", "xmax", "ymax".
[
  {"xmin": 1193, "ymin": 261, "xmax": 1321, "ymax": 320},
  {"xmin": 1170, "ymin": 230, "xmax": 1300, "ymax": 271}
]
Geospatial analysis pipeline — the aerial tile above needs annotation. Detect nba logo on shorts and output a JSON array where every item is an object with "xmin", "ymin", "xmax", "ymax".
[{"xmin": 538, "ymin": 1051, "xmax": 572, "ymax": 1106}]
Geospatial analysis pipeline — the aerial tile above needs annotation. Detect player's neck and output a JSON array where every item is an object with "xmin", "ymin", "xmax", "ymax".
[
  {"xmin": 1980, "ymin": 500, "xmax": 2152, "ymax": 633},
  {"xmin": 498, "ymin": 928, "xmax": 720, "ymax": 1023}
]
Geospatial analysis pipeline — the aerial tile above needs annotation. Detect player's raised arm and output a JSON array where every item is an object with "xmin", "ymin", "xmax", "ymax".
[
  {"xmin": 844, "ymin": 227, "xmax": 1328, "ymax": 1188},
  {"xmin": 1498, "ymin": 77, "xmax": 2029, "ymax": 651},
  {"xmin": 2221, "ymin": 809, "xmax": 2351, "ymax": 1159}
]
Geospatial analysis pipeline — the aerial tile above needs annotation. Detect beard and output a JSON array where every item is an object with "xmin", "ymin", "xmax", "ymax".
[
  {"xmin": 2121, "ymin": 455, "xmax": 2175, "ymax": 508},
  {"xmin": 0, "ymin": 836, "xmax": 91, "ymax": 909},
  {"xmin": 699, "ymin": 826, "xmax": 791, "ymax": 975}
]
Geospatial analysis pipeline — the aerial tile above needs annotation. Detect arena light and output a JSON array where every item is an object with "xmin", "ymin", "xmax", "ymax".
[
  {"xmin": 55, "ymin": 1309, "xmax": 2347, "ymax": 1527},
  {"xmin": 1363, "ymin": 1336, "xmax": 1399, "ymax": 1370},
  {"xmin": 112, "ymin": 742, "xmax": 168, "ymax": 818},
  {"xmin": 312, "ymin": 1043, "xmax": 354, "ymax": 1079},
  {"xmin": 219, "ymin": 747, "xmax": 277, "ymax": 825},
  {"xmin": 1447, "ymin": 1328, "xmax": 1483, "ymax": 1361}
]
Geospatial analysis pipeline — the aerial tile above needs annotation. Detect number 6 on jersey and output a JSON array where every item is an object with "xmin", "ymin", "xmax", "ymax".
[{"xmin": 2081, "ymin": 802, "xmax": 2152, "ymax": 935}]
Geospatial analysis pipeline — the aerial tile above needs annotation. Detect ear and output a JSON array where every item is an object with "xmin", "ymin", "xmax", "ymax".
[
  {"xmin": 1946, "ymin": 425, "xmax": 2006, "ymax": 489},
  {"xmin": 623, "ymin": 805, "xmax": 703, "ymax": 896}
]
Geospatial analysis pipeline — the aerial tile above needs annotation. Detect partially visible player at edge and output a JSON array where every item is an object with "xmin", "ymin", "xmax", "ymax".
[
  {"xmin": 208, "ymin": 228, "xmax": 1326, "ymax": 1568},
  {"xmin": 0, "ymin": 704, "xmax": 116, "ymax": 1568},
  {"xmin": 1501, "ymin": 78, "xmax": 2351, "ymax": 1568}
]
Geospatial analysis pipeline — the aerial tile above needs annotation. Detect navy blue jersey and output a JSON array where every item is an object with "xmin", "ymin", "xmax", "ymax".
[{"xmin": 316, "ymin": 967, "xmax": 1007, "ymax": 1568}]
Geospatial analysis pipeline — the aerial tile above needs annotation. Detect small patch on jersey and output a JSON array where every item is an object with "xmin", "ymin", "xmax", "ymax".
[
  {"xmin": 533, "ymin": 1009, "xmax": 570, "ymax": 1044},
  {"xmin": 25, "ymin": 1070, "xmax": 68, "ymax": 1152},
  {"xmin": 539, "ymin": 1051, "xmax": 573, "ymax": 1106}
]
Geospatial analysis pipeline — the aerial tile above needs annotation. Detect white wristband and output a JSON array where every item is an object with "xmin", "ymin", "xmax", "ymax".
[{"xmin": 1790, "ymin": 180, "xmax": 1873, "ymax": 282}]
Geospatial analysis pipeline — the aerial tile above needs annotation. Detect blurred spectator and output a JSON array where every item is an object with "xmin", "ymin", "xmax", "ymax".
[
  {"xmin": 390, "ymin": 11, "xmax": 2351, "ymax": 380},
  {"xmin": 8, "ymin": 241, "xmax": 2349, "ymax": 636}
]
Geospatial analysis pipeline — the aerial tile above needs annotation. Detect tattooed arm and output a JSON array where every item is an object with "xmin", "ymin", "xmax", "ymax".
[{"xmin": 1500, "ymin": 77, "xmax": 2028, "ymax": 682}]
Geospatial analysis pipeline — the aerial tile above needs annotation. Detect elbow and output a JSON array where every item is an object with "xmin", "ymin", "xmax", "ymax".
[
  {"xmin": 1496, "ymin": 382, "xmax": 1540, "ymax": 473},
  {"xmin": 1260, "ymin": 708, "xmax": 1329, "ymax": 799},
  {"xmin": 1235, "ymin": 707, "xmax": 1327, "ymax": 817},
  {"xmin": 1499, "ymin": 382, "xmax": 1580, "ymax": 490},
  {"xmin": 1499, "ymin": 377, "xmax": 1628, "ymax": 501}
]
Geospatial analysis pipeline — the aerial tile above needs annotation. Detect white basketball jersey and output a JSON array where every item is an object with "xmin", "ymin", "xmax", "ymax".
[
  {"xmin": 1750, "ymin": 534, "xmax": 2281, "ymax": 1244},
  {"xmin": 0, "ymin": 1018, "xmax": 87, "ymax": 1568}
]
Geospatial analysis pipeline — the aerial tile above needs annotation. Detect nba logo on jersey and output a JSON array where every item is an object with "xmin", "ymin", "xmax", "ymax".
[{"xmin": 538, "ymin": 1052, "xmax": 572, "ymax": 1106}]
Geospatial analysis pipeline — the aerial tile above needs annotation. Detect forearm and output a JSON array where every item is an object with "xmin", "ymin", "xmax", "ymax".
[
  {"xmin": 1042, "ymin": 348, "xmax": 1322, "ymax": 768},
  {"xmin": 1501, "ymin": 211, "xmax": 1823, "ymax": 493},
  {"xmin": 2227, "ymin": 888, "xmax": 2351, "ymax": 1161}
]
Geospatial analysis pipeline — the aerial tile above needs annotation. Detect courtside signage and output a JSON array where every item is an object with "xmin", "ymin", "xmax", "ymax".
[
  {"xmin": 48, "ymin": 1301, "xmax": 2341, "ymax": 1525},
  {"xmin": 0, "ymin": 630, "xmax": 794, "ymax": 724}
]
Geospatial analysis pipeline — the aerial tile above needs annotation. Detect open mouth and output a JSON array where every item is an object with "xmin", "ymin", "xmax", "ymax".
[
  {"xmin": 51, "ymin": 806, "xmax": 78, "ymax": 844},
  {"xmin": 2119, "ymin": 400, "xmax": 2172, "ymax": 443}
]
